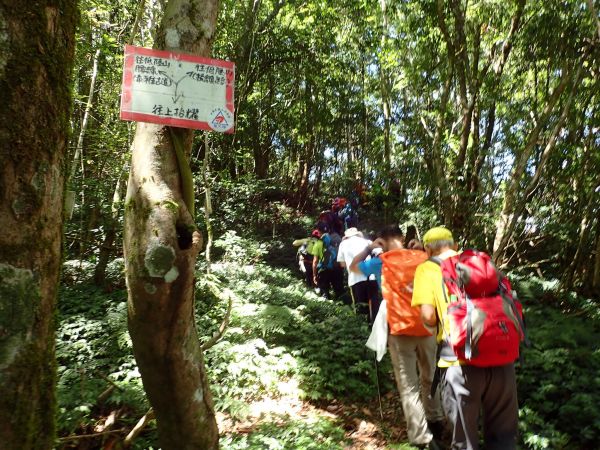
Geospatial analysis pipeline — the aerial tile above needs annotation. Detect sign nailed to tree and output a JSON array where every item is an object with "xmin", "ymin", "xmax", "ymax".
[{"xmin": 120, "ymin": 45, "xmax": 235, "ymax": 133}]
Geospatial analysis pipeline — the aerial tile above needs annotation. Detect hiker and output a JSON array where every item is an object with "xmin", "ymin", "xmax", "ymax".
[
  {"xmin": 338, "ymin": 200, "xmax": 358, "ymax": 231},
  {"xmin": 311, "ymin": 231, "xmax": 344, "ymax": 300},
  {"xmin": 292, "ymin": 229, "xmax": 321, "ymax": 289},
  {"xmin": 407, "ymin": 238, "xmax": 424, "ymax": 251},
  {"xmin": 350, "ymin": 225, "xmax": 444, "ymax": 450},
  {"xmin": 412, "ymin": 227, "xmax": 520, "ymax": 450},
  {"xmin": 337, "ymin": 227, "xmax": 379, "ymax": 316},
  {"xmin": 316, "ymin": 207, "xmax": 343, "ymax": 236}
]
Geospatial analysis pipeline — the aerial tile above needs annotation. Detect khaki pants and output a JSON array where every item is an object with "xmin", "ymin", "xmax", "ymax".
[{"xmin": 388, "ymin": 334, "xmax": 444, "ymax": 446}]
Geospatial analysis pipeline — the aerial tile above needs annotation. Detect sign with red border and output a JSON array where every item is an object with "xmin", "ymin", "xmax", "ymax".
[{"xmin": 120, "ymin": 45, "xmax": 235, "ymax": 133}]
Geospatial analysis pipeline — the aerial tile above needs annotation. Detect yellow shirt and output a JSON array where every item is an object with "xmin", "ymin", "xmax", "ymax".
[{"xmin": 411, "ymin": 249, "xmax": 460, "ymax": 367}]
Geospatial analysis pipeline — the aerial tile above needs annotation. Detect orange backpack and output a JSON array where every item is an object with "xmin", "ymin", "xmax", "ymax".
[{"xmin": 380, "ymin": 249, "xmax": 430, "ymax": 336}]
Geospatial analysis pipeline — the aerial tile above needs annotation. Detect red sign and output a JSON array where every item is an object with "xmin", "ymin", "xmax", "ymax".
[{"xmin": 120, "ymin": 45, "xmax": 235, "ymax": 133}]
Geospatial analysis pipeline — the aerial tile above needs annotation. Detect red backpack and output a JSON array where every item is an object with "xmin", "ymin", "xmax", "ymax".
[{"xmin": 431, "ymin": 250, "xmax": 529, "ymax": 367}]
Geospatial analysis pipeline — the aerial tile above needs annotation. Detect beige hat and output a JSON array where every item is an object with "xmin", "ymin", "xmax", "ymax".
[{"xmin": 344, "ymin": 227, "xmax": 362, "ymax": 238}]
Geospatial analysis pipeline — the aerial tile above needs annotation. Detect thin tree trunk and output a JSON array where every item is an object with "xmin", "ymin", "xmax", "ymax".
[
  {"xmin": 129, "ymin": 0, "xmax": 148, "ymax": 45},
  {"xmin": 123, "ymin": 0, "xmax": 220, "ymax": 448},
  {"xmin": 70, "ymin": 48, "xmax": 101, "ymax": 183},
  {"xmin": 593, "ymin": 228, "xmax": 600, "ymax": 292},
  {"xmin": 430, "ymin": 73, "xmax": 453, "ymax": 221},
  {"xmin": 0, "ymin": 1, "xmax": 77, "ymax": 448},
  {"xmin": 379, "ymin": 0, "xmax": 391, "ymax": 172},
  {"xmin": 586, "ymin": 0, "xmax": 600, "ymax": 42},
  {"xmin": 297, "ymin": 70, "xmax": 313, "ymax": 207},
  {"xmin": 562, "ymin": 208, "xmax": 595, "ymax": 291},
  {"xmin": 203, "ymin": 133, "xmax": 213, "ymax": 271},
  {"xmin": 492, "ymin": 66, "xmax": 575, "ymax": 262},
  {"xmin": 65, "ymin": 47, "xmax": 101, "ymax": 219},
  {"xmin": 94, "ymin": 166, "xmax": 127, "ymax": 286}
]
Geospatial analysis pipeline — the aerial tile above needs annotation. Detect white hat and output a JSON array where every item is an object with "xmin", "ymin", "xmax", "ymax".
[{"xmin": 344, "ymin": 227, "xmax": 362, "ymax": 238}]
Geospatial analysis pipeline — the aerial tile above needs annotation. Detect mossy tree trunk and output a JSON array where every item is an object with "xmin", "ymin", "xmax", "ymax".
[
  {"xmin": 0, "ymin": 0, "xmax": 77, "ymax": 448},
  {"xmin": 123, "ymin": 0, "xmax": 220, "ymax": 448}
]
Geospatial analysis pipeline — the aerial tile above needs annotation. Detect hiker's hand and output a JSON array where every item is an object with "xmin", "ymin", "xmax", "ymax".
[
  {"xmin": 407, "ymin": 239, "xmax": 424, "ymax": 250},
  {"xmin": 371, "ymin": 238, "xmax": 385, "ymax": 250}
]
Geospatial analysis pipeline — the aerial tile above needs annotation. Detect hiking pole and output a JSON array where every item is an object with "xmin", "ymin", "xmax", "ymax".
[
  {"xmin": 369, "ymin": 299, "xmax": 384, "ymax": 421},
  {"xmin": 373, "ymin": 356, "xmax": 384, "ymax": 420},
  {"xmin": 349, "ymin": 283, "xmax": 357, "ymax": 314}
]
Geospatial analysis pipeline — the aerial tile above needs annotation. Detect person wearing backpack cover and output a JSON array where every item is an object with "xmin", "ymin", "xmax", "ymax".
[
  {"xmin": 412, "ymin": 227, "xmax": 525, "ymax": 450},
  {"xmin": 311, "ymin": 231, "xmax": 344, "ymax": 300},
  {"xmin": 350, "ymin": 225, "xmax": 444, "ymax": 450}
]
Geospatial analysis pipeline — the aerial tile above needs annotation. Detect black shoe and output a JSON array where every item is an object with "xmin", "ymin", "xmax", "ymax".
[
  {"xmin": 428, "ymin": 439, "xmax": 443, "ymax": 450},
  {"xmin": 415, "ymin": 441, "xmax": 442, "ymax": 450},
  {"xmin": 427, "ymin": 420, "xmax": 445, "ymax": 441}
]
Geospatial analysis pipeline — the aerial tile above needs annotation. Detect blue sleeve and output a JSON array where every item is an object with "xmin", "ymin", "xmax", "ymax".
[{"xmin": 358, "ymin": 257, "xmax": 382, "ymax": 278}]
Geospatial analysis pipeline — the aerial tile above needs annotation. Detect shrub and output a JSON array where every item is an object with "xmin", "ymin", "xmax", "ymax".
[{"xmin": 512, "ymin": 277, "xmax": 600, "ymax": 449}]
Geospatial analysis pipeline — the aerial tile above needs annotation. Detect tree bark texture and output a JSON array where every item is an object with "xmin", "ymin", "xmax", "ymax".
[
  {"xmin": 0, "ymin": 1, "xmax": 77, "ymax": 448},
  {"xmin": 123, "ymin": 0, "xmax": 220, "ymax": 448}
]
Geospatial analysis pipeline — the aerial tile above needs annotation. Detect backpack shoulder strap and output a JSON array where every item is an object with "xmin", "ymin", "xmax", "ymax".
[{"xmin": 428, "ymin": 256, "xmax": 442, "ymax": 265}]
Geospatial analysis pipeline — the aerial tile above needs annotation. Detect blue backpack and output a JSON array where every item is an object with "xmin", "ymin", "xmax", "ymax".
[
  {"xmin": 318, "ymin": 234, "xmax": 340, "ymax": 272},
  {"xmin": 339, "ymin": 204, "xmax": 358, "ymax": 230}
]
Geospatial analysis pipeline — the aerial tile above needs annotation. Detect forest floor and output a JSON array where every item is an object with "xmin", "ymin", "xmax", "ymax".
[
  {"xmin": 217, "ymin": 392, "xmax": 407, "ymax": 449},
  {"xmin": 57, "ymin": 238, "xmax": 434, "ymax": 449},
  {"xmin": 56, "ymin": 231, "xmax": 600, "ymax": 449}
]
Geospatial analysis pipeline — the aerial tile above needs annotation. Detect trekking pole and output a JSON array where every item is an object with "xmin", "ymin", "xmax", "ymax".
[
  {"xmin": 369, "ymin": 300, "xmax": 384, "ymax": 421},
  {"xmin": 373, "ymin": 356, "xmax": 384, "ymax": 420},
  {"xmin": 349, "ymin": 284, "xmax": 357, "ymax": 314}
]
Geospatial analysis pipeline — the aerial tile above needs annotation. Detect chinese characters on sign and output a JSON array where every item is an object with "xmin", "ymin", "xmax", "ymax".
[{"xmin": 120, "ymin": 45, "xmax": 235, "ymax": 133}]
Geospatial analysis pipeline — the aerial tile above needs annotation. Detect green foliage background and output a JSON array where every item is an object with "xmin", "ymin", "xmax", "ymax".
[
  {"xmin": 56, "ymin": 197, "xmax": 600, "ymax": 448},
  {"xmin": 53, "ymin": 0, "xmax": 600, "ymax": 447}
]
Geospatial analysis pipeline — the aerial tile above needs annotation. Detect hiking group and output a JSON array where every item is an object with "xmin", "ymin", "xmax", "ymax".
[{"xmin": 293, "ymin": 203, "xmax": 528, "ymax": 450}]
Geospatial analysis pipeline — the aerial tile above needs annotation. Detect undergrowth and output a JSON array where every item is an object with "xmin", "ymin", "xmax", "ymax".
[
  {"xmin": 512, "ymin": 275, "xmax": 600, "ymax": 450},
  {"xmin": 55, "ymin": 231, "xmax": 600, "ymax": 449},
  {"xmin": 219, "ymin": 416, "xmax": 349, "ymax": 449}
]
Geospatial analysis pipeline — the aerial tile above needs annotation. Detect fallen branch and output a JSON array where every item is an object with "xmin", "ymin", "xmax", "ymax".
[
  {"xmin": 97, "ymin": 385, "xmax": 115, "ymax": 404},
  {"xmin": 201, "ymin": 287, "xmax": 233, "ymax": 351},
  {"xmin": 57, "ymin": 429, "xmax": 126, "ymax": 442},
  {"xmin": 123, "ymin": 408, "xmax": 155, "ymax": 448},
  {"xmin": 94, "ymin": 371, "xmax": 124, "ymax": 391}
]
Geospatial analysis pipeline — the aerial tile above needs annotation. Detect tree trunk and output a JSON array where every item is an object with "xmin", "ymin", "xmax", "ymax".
[
  {"xmin": 492, "ymin": 66, "xmax": 575, "ymax": 262},
  {"xmin": 296, "ymin": 70, "xmax": 314, "ymax": 207},
  {"xmin": 94, "ymin": 166, "xmax": 127, "ymax": 287},
  {"xmin": 0, "ymin": 1, "xmax": 77, "ymax": 448},
  {"xmin": 429, "ymin": 73, "xmax": 453, "ymax": 222},
  {"xmin": 123, "ymin": 0, "xmax": 220, "ymax": 448},
  {"xmin": 593, "ymin": 228, "xmax": 600, "ymax": 292},
  {"xmin": 379, "ymin": 0, "xmax": 392, "ymax": 173},
  {"xmin": 203, "ymin": 133, "xmax": 213, "ymax": 270},
  {"xmin": 493, "ymin": 64, "xmax": 582, "ymax": 263},
  {"xmin": 70, "ymin": 47, "xmax": 100, "ymax": 183},
  {"xmin": 253, "ymin": 144, "xmax": 270, "ymax": 179},
  {"xmin": 562, "ymin": 208, "xmax": 595, "ymax": 291}
]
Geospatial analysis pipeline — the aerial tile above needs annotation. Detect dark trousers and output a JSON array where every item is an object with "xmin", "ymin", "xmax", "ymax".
[
  {"xmin": 317, "ymin": 267, "xmax": 345, "ymax": 299},
  {"xmin": 351, "ymin": 280, "xmax": 380, "ymax": 321},
  {"xmin": 442, "ymin": 364, "xmax": 518, "ymax": 450},
  {"xmin": 300, "ymin": 257, "xmax": 314, "ymax": 288}
]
